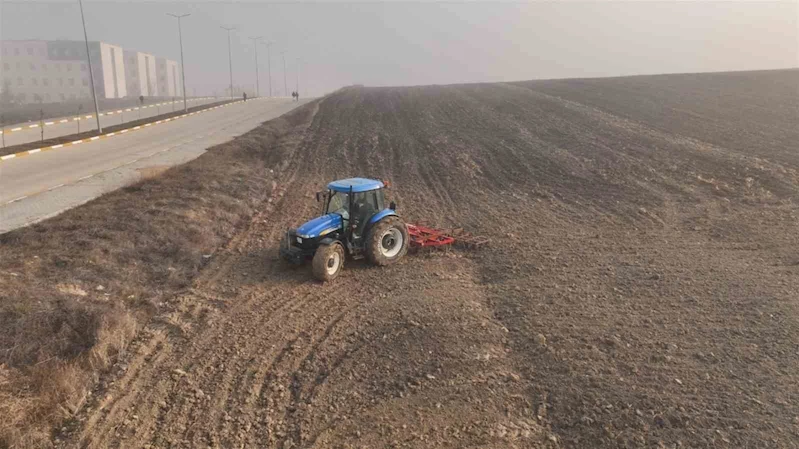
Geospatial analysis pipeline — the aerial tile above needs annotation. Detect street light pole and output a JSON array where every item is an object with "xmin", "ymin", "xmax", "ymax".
[
  {"xmin": 167, "ymin": 13, "xmax": 190, "ymax": 112},
  {"xmin": 249, "ymin": 36, "xmax": 263, "ymax": 97},
  {"xmin": 281, "ymin": 51, "xmax": 288, "ymax": 97},
  {"xmin": 295, "ymin": 58, "xmax": 301, "ymax": 98},
  {"xmin": 265, "ymin": 41, "xmax": 274, "ymax": 98},
  {"xmin": 221, "ymin": 26, "xmax": 236, "ymax": 98},
  {"xmin": 78, "ymin": 0, "xmax": 102, "ymax": 133}
]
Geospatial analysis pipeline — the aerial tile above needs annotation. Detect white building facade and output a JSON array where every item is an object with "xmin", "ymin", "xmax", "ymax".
[{"xmin": 1, "ymin": 40, "xmax": 179, "ymax": 104}]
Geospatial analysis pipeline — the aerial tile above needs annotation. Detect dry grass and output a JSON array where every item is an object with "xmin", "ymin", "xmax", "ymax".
[{"xmin": 0, "ymin": 101, "xmax": 318, "ymax": 448}]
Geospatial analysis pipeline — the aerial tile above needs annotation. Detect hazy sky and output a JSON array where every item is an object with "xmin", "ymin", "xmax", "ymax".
[{"xmin": 1, "ymin": 0, "xmax": 797, "ymax": 97}]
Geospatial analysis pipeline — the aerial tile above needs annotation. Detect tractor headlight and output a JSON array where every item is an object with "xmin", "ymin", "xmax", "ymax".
[{"xmin": 296, "ymin": 237, "xmax": 303, "ymax": 244}]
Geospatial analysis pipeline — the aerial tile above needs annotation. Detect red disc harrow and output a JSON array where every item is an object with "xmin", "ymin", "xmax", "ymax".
[{"xmin": 407, "ymin": 223, "xmax": 489, "ymax": 249}]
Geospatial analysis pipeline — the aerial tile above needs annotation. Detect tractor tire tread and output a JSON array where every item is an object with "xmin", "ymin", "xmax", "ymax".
[
  {"xmin": 366, "ymin": 216, "xmax": 409, "ymax": 266},
  {"xmin": 312, "ymin": 243, "xmax": 345, "ymax": 282}
]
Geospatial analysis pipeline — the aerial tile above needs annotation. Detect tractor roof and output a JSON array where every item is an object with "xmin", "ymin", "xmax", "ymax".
[{"xmin": 328, "ymin": 178, "xmax": 384, "ymax": 193}]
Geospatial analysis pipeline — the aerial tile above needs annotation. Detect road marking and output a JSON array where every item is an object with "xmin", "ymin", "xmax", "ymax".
[
  {"xmin": 28, "ymin": 124, "xmax": 39, "ymax": 128},
  {"xmin": 78, "ymin": 174, "xmax": 93, "ymax": 180},
  {"xmin": 45, "ymin": 121, "xmax": 55, "ymax": 125},
  {"xmin": 7, "ymin": 196, "xmax": 28, "ymax": 204},
  {"xmin": 155, "ymin": 121, "xmax": 162, "ymax": 124},
  {"xmin": 0, "ymin": 98, "xmax": 250, "ymax": 163},
  {"xmin": 85, "ymin": 115, "xmax": 93, "ymax": 119},
  {"xmin": 48, "ymin": 183, "xmax": 65, "ymax": 191},
  {"xmin": 11, "ymin": 127, "xmax": 22, "ymax": 131}
]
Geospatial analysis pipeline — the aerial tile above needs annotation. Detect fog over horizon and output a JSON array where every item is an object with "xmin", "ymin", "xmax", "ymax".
[{"xmin": 1, "ymin": 0, "xmax": 797, "ymax": 97}]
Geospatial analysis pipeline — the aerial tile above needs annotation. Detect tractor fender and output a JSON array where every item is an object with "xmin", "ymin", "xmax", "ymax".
[
  {"xmin": 368, "ymin": 208, "xmax": 398, "ymax": 226},
  {"xmin": 319, "ymin": 237, "xmax": 342, "ymax": 247},
  {"xmin": 365, "ymin": 209, "xmax": 399, "ymax": 236}
]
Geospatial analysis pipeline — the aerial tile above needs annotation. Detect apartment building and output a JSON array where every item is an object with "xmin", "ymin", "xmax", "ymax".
[{"xmin": 1, "ymin": 40, "xmax": 179, "ymax": 104}]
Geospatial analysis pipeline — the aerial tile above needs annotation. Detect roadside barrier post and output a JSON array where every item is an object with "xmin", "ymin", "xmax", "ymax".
[{"xmin": 40, "ymin": 110, "xmax": 44, "ymax": 142}]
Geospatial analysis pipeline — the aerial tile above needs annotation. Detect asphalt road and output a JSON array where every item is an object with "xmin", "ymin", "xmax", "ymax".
[
  {"xmin": 0, "ymin": 97, "xmax": 308, "ymax": 233},
  {"xmin": 0, "ymin": 97, "xmax": 226, "ymax": 147}
]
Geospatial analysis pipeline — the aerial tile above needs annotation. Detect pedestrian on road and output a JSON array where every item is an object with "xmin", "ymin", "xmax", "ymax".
[{"xmin": 243, "ymin": 92, "xmax": 248, "ymax": 102}]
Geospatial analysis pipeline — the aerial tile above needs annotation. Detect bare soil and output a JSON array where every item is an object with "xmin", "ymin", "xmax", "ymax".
[{"xmin": 1, "ymin": 69, "xmax": 797, "ymax": 448}]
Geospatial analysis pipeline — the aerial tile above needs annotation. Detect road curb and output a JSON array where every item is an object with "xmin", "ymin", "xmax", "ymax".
[
  {"xmin": 0, "ymin": 97, "xmax": 217, "ymax": 135},
  {"xmin": 0, "ymin": 98, "xmax": 273, "ymax": 164}
]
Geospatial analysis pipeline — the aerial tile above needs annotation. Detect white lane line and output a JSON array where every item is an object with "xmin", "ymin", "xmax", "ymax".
[
  {"xmin": 11, "ymin": 127, "xmax": 22, "ymax": 131},
  {"xmin": 120, "ymin": 129, "xmax": 129, "ymax": 133},
  {"xmin": 78, "ymin": 174, "xmax": 93, "ymax": 181},
  {"xmin": 28, "ymin": 149, "xmax": 41, "ymax": 154},
  {"xmin": 85, "ymin": 115, "xmax": 93, "ymax": 119},
  {"xmin": 51, "ymin": 144, "xmax": 63, "ymax": 149},
  {"xmin": 28, "ymin": 124, "xmax": 39, "ymax": 128},
  {"xmin": 60, "ymin": 119, "xmax": 68, "ymax": 123},
  {"xmin": 144, "ymin": 123, "xmax": 151, "ymax": 127},
  {"xmin": 45, "ymin": 121, "xmax": 55, "ymax": 125},
  {"xmin": 7, "ymin": 196, "xmax": 27, "ymax": 204},
  {"xmin": 133, "ymin": 126, "xmax": 141, "ymax": 130},
  {"xmin": 48, "ymin": 183, "xmax": 65, "ymax": 191},
  {"xmin": 90, "ymin": 136, "xmax": 100, "ymax": 141},
  {"xmin": 71, "ymin": 140, "xmax": 83, "ymax": 145},
  {"xmin": 107, "ymin": 132, "xmax": 116, "ymax": 136},
  {"xmin": 99, "ymin": 113, "xmax": 105, "ymax": 116},
  {"xmin": 1, "ymin": 154, "xmax": 16, "ymax": 160}
]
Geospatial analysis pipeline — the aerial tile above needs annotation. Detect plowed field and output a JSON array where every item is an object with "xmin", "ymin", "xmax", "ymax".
[{"xmin": 4, "ymin": 70, "xmax": 798, "ymax": 448}]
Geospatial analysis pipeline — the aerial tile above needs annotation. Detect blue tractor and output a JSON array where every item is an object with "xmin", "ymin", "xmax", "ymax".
[{"xmin": 279, "ymin": 178, "xmax": 410, "ymax": 281}]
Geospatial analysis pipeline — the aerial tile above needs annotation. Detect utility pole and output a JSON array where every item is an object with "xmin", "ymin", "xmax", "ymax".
[
  {"xmin": 78, "ymin": 0, "xmax": 102, "ymax": 133},
  {"xmin": 249, "ymin": 36, "xmax": 263, "ymax": 97},
  {"xmin": 264, "ymin": 41, "xmax": 274, "ymax": 98},
  {"xmin": 281, "ymin": 51, "xmax": 288, "ymax": 97},
  {"xmin": 167, "ymin": 13, "xmax": 190, "ymax": 112},
  {"xmin": 295, "ymin": 58, "xmax": 301, "ymax": 98},
  {"xmin": 221, "ymin": 26, "xmax": 236, "ymax": 98}
]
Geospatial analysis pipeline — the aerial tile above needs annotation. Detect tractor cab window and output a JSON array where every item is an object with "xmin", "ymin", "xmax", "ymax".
[
  {"xmin": 352, "ymin": 190, "xmax": 381, "ymax": 238},
  {"xmin": 326, "ymin": 191, "xmax": 349, "ymax": 220}
]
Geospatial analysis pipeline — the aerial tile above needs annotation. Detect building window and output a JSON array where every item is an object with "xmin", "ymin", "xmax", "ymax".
[
  {"xmin": 17, "ymin": 77, "xmax": 23, "ymax": 86},
  {"xmin": 82, "ymin": 78, "xmax": 88, "ymax": 86},
  {"xmin": 60, "ymin": 93, "xmax": 66, "ymax": 101},
  {"xmin": 43, "ymin": 78, "xmax": 49, "ymax": 86},
  {"xmin": 2, "ymin": 63, "xmax": 8, "ymax": 71},
  {"xmin": 14, "ymin": 48, "xmax": 20, "ymax": 56},
  {"xmin": 68, "ymin": 78, "xmax": 75, "ymax": 86},
  {"xmin": 58, "ymin": 79, "xmax": 63, "ymax": 86},
  {"xmin": 19, "ymin": 93, "xmax": 26, "ymax": 101},
  {"xmin": 27, "ymin": 47, "xmax": 33, "ymax": 56},
  {"xmin": 66, "ymin": 64, "xmax": 72, "ymax": 72},
  {"xmin": 45, "ymin": 93, "xmax": 51, "ymax": 101},
  {"xmin": 31, "ymin": 78, "xmax": 38, "ymax": 86},
  {"xmin": 39, "ymin": 48, "xmax": 46, "ymax": 56},
  {"xmin": 55, "ymin": 64, "xmax": 61, "ymax": 72},
  {"xmin": 30, "ymin": 63, "xmax": 37, "ymax": 71},
  {"xmin": 81, "ymin": 64, "xmax": 87, "ymax": 71}
]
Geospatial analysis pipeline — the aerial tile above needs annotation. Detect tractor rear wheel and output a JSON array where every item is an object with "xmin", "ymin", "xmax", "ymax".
[
  {"xmin": 366, "ymin": 216, "xmax": 409, "ymax": 266},
  {"xmin": 312, "ymin": 243, "xmax": 345, "ymax": 282}
]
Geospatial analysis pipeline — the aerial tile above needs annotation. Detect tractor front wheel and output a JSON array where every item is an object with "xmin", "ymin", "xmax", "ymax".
[
  {"xmin": 366, "ymin": 216, "xmax": 409, "ymax": 266},
  {"xmin": 312, "ymin": 243, "xmax": 345, "ymax": 282}
]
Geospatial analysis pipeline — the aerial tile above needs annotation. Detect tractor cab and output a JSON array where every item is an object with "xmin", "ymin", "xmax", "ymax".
[
  {"xmin": 319, "ymin": 178, "xmax": 396, "ymax": 243},
  {"xmin": 280, "ymin": 177, "xmax": 408, "ymax": 281}
]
